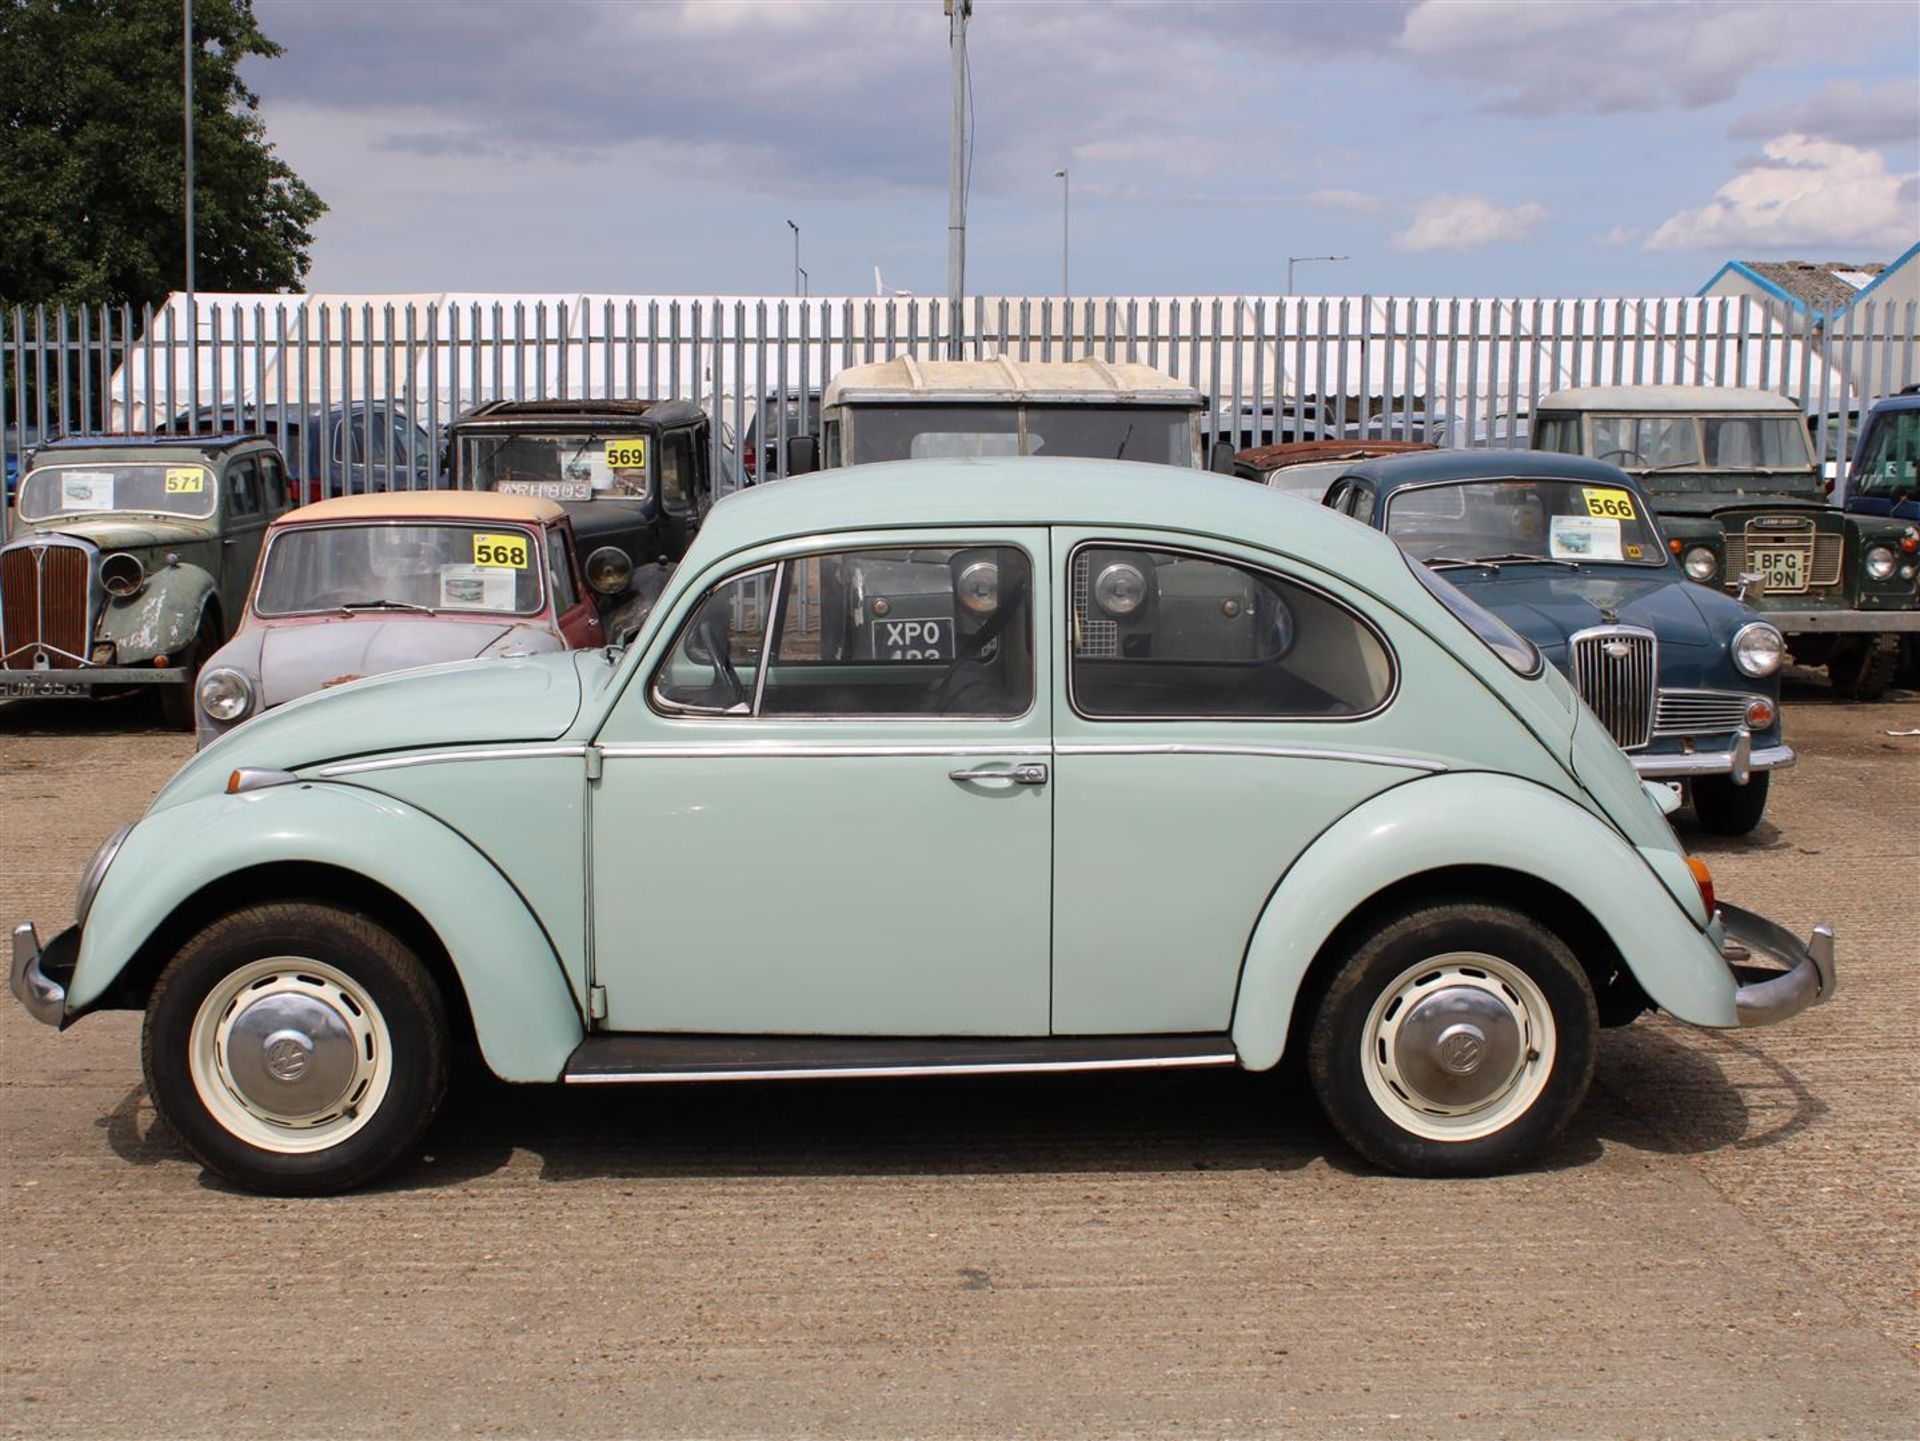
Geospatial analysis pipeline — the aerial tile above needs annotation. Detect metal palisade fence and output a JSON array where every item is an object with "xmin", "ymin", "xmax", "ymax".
[{"xmin": 3, "ymin": 292, "xmax": 1915, "ymax": 495}]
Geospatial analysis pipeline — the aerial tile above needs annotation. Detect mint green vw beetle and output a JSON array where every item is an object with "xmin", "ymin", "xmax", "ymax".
[{"xmin": 11, "ymin": 459, "xmax": 1836, "ymax": 1194}]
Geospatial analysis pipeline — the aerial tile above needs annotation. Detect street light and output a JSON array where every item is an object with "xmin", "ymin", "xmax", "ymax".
[
  {"xmin": 1053, "ymin": 168, "xmax": 1069, "ymax": 299},
  {"xmin": 1287, "ymin": 255, "xmax": 1348, "ymax": 296},
  {"xmin": 798, "ymin": 267, "xmax": 809, "ymax": 299},
  {"xmin": 787, "ymin": 219, "xmax": 800, "ymax": 296}
]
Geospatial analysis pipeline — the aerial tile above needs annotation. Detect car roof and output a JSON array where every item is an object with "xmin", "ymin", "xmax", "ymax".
[
  {"xmin": 1864, "ymin": 391, "xmax": 1920, "ymax": 417},
  {"xmin": 36, "ymin": 432, "xmax": 267, "ymax": 453},
  {"xmin": 452, "ymin": 398, "xmax": 702, "ymax": 427},
  {"xmin": 822, "ymin": 356, "xmax": 1203, "ymax": 407},
  {"xmin": 1536, "ymin": 385, "xmax": 1802, "ymax": 414},
  {"xmin": 1332, "ymin": 449, "xmax": 1645, "ymax": 496},
  {"xmin": 285, "ymin": 491, "xmax": 564, "ymax": 525},
  {"xmin": 697, "ymin": 457, "xmax": 1409, "ymax": 575},
  {"xmin": 1237, "ymin": 439, "xmax": 1435, "ymax": 471}
]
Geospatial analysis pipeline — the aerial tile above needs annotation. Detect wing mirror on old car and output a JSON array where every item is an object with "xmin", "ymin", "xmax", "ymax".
[
  {"xmin": 785, "ymin": 435, "xmax": 819, "ymax": 477},
  {"xmin": 1209, "ymin": 439, "xmax": 1237, "ymax": 474}
]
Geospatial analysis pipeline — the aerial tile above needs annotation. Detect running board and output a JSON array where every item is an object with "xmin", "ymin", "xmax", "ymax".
[{"xmin": 562, "ymin": 1033, "xmax": 1239, "ymax": 1085}]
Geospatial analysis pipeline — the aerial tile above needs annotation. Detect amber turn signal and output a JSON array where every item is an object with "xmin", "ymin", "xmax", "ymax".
[
  {"xmin": 1686, "ymin": 856, "xmax": 1716, "ymax": 918},
  {"xmin": 1668, "ymin": 537, "xmax": 1683, "ymax": 554}
]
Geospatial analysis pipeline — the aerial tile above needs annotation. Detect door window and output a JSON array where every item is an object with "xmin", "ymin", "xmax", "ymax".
[
  {"xmin": 651, "ymin": 567, "xmax": 774, "ymax": 714},
  {"xmin": 659, "ymin": 430, "xmax": 694, "ymax": 513},
  {"xmin": 547, "ymin": 528, "xmax": 580, "ymax": 612},
  {"xmin": 1067, "ymin": 543, "xmax": 1393, "ymax": 719},
  {"xmin": 224, "ymin": 459, "xmax": 261, "ymax": 518}
]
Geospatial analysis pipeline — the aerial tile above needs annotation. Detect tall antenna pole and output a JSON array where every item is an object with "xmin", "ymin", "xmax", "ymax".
[
  {"xmin": 183, "ymin": 0, "xmax": 197, "ymax": 428},
  {"xmin": 945, "ymin": 0, "xmax": 970, "ymax": 358}
]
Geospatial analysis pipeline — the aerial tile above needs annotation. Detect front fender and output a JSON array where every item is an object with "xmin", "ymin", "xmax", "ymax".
[
  {"xmin": 1230, "ymin": 771, "xmax": 1734, "ymax": 1070},
  {"xmin": 69, "ymin": 782, "xmax": 583, "ymax": 1081},
  {"xmin": 99, "ymin": 564, "xmax": 217, "ymax": 661}
]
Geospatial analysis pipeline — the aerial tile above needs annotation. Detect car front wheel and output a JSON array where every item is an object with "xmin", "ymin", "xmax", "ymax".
[
  {"xmin": 1689, "ymin": 771, "xmax": 1770, "ymax": 836},
  {"xmin": 1307, "ymin": 901, "xmax": 1597, "ymax": 1177},
  {"xmin": 142, "ymin": 902, "xmax": 449, "ymax": 1195}
]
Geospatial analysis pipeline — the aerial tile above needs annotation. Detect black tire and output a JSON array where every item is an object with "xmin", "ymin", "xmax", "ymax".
[
  {"xmin": 1897, "ymin": 635, "xmax": 1920, "ymax": 691},
  {"xmin": 1827, "ymin": 636, "xmax": 1898, "ymax": 702},
  {"xmin": 142, "ymin": 901, "xmax": 449, "ymax": 1195},
  {"xmin": 1306, "ymin": 901, "xmax": 1597, "ymax": 1177},
  {"xmin": 1689, "ymin": 771, "xmax": 1771, "ymax": 836},
  {"xmin": 156, "ymin": 611, "xmax": 217, "ymax": 731}
]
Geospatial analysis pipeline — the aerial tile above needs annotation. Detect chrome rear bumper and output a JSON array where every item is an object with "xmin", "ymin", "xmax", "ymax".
[
  {"xmin": 9, "ymin": 922, "xmax": 77, "ymax": 1027},
  {"xmin": 1718, "ymin": 903, "xmax": 1837, "ymax": 1026}
]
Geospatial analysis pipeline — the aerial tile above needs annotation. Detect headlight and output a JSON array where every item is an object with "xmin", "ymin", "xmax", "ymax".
[
  {"xmin": 74, "ymin": 824, "xmax": 132, "ymax": 928},
  {"xmin": 1093, "ymin": 562, "xmax": 1147, "ymax": 616},
  {"xmin": 1682, "ymin": 546, "xmax": 1718, "ymax": 582},
  {"xmin": 100, "ymin": 552, "xmax": 146, "ymax": 597},
  {"xmin": 584, "ymin": 546, "xmax": 634, "ymax": 596},
  {"xmin": 197, "ymin": 667, "xmax": 255, "ymax": 723},
  {"xmin": 1864, "ymin": 545, "xmax": 1897, "ymax": 581},
  {"xmin": 1731, "ymin": 621, "xmax": 1785, "ymax": 678},
  {"xmin": 956, "ymin": 560, "xmax": 1000, "ymax": 614}
]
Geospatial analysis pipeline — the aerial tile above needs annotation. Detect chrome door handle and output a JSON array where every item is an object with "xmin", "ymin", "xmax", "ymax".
[{"xmin": 949, "ymin": 762, "xmax": 1048, "ymax": 786}]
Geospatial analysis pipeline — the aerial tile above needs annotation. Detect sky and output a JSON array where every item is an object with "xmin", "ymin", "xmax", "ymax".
[{"xmin": 244, "ymin": 0, "xmax": 1920, "ymax": 299}]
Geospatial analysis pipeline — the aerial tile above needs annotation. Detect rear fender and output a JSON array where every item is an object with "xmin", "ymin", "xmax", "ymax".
[
  {"xmin": 69, "ymin": 782, "xmax": 583, "ymax": 1081},
  {"xmin": 1230, "ymin": 771, "xmax": 1734, "ymax": 1070}
]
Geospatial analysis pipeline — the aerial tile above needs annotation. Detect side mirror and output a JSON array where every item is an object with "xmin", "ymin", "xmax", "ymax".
[
  {"xmin": 786, "ymin": 435, "xmax": 819, "ymax": 476},
  {"xmin": 1209, "ymin": 439, "xmax": 1237, "ymax": 474},
  {"xmin": 1734, "ymin": 571, "xmax": 1766, "ymax": 605}
]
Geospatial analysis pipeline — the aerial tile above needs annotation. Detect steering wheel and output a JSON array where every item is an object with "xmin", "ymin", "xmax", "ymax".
[{"xmin": 1596, "ymin": 448, "xmax": 1648, "ymax": 465}]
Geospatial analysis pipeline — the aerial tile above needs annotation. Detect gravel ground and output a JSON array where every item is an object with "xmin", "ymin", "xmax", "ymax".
[{"xmin": 2, "ymin": 676, "xmax": 1915, "ymax": 1439}]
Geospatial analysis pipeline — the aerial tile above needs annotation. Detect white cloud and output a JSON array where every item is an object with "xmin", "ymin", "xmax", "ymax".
[
  {"xmin": 1729, "ymin": 79, "xmax": 1920, "ymax": 148},
  {"xmin": 1304, "ymin": 188, "xmax": 1383, "ymax": 214},
  {"xmin": 1390, "ymin": 196, "xmax": 1546, "ymax": 253},
  {"xmin": 1646, "ymin": 134, "xmax": 1920, "ymax": 252},
  {"xmin": 1396, "ymin": 0, "xmax": 1893, "ymax": 117},
  {"xmin": 1595, "ymin": 225, "xmax": 1644, "ymax": 248}
]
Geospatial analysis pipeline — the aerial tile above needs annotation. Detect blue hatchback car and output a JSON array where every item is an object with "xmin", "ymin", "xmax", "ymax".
[{"xmin": 1323, "ymin": 451, "xmax": 1791, "ymax": 835}]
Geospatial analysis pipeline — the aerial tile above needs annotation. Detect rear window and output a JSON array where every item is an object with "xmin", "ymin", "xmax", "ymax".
[{"xmin": 1406, "ymin": 554, "xmax": 1542, "ymax": 677}]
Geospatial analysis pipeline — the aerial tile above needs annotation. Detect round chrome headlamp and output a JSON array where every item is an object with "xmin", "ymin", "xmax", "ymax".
[
  {"xmin": 584, "ymin": 546, "xmax": 634, "ymax": 597},
  {"xmin": 956, "ymin": 560, "xmax": 1000, "ymax": 614},
  {"xmin": 1682, "ymin": 546, "xmax": 1718, "ymax": 583},
  {"xmin": 1731, "ymin": 621, "xmax": 1785, "ymax": 678},
  {"xmin": 1093, "ymin": 562, "xmax": 1147, "ymax": 617},
  {"xmin": 1864, "ymin": 544, "xmax": 1897, "ymax": 581},
  {"xmin": 74, "ymin": 824, "xmax": 132, "ymax": 929},
  {"xmin": 197, "ymin": 667, "xmax": 256, "ymax": 724},
  {"xmin": 100, "ymin": 552, "xmax": 146, "ymax": 598}
]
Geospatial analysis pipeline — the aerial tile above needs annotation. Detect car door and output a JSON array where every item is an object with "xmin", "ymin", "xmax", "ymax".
[
  {"xmin": 589, "ymin": 529, "xmax": 1053, "ymax": 1035},
  {"xmin": 1049, "ymin": 527, "xmax": 1424, "ymax": 1035},
  {"xmin": 546, "ymin": 522, "xmax": 599, "ymax": 647},
  {"xmin": 218, "ymin": 458, "xmax": 271, "ymax": 607}
]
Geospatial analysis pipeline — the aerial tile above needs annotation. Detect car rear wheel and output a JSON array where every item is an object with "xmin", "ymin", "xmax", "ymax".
[
  {"xmin": 1307, "ymin": 901, "xmax": 1597, "ymax": 1177},
  {"xmin": 142, "ymin": 902, "xmax": 449, "ymax": 1195},
  {"xmin": 1689, "ymin": 771, "xmax": 1770, "ymax": 836},
  {"xmin": 1826, "ymin": 635, "xmax": 1898, "ymax": 702}
]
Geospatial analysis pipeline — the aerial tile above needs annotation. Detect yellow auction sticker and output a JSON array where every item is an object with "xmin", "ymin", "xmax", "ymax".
[
  {"xmin": 605, "ymin": 438, "xmax": 648, "ymax": 470},
  {"xmin": 164, "ymin": 467, "xmax": 206, "ymax": 494},
  {"xmin": 473, "ymin": 532, "xmax": 530, "ymax": 569},
  {"xmin": 1582, "ymin": 487, "xmax": 1637, "ymax": 520}
]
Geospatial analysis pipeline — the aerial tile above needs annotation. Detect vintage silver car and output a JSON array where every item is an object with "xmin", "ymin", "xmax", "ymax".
[
  {"xmin": 193, "ymin": 492, "xmax": 612, "ymax": 749},
  {"xmin": 13, "ymin": 460, "xmax": 1834, "ymax": 1194},
  {"xmin": 3, "ymin": 434, "xmax": 293, "ymax": 726}
]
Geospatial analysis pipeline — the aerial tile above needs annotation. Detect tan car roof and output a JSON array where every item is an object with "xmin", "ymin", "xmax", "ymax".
[{"xmin": 286, "ymin": 491, "xmax": 565, "ymax": 525}]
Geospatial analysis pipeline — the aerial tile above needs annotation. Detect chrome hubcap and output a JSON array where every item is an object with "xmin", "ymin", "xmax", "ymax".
[
  {"xmin": 1361, "ymin": 951, "xmax": 1556, "ymax": 1143},
  {"xmin": 188, "ymin": 958, "xmax": 392, "ymax": 1154}
]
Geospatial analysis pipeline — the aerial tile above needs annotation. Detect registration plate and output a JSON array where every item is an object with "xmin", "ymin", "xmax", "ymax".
[
  {"xmin": 870, "ymin": 616, "xmax": 953, "ymax": 661},
  {"xmin": 1751, "ymin": 547, "xmax": 1807, "ymax": 593},
  {"xmin": 496, "ymin": 479, "xmax": 593, "ymax": 501},
  {"xmin": 1, "ymin": 678, "xmax": 90, "ymax": 699}
]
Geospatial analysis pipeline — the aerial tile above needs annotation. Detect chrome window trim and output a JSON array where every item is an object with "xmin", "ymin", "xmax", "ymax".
[
  {"xmin": 309, "ymin": 744, "xmax": 590, "ymax": 777},
  {"xmin": 251, "ymin": 517, "xmax": 550, "ymax": 620},
  {"xmin": 15, "ymin": 460, "xmax": 219, "ymax": 524},
  {"xmin": 1063, "ymin": 537, "xmax": 1400, "ymax": 725},
  {"xmin": 1053, "ymin": 742, "xmax": 1444, "ymax": 773},
  {"xmin": 565, "ymin": 1052, "xmax": 1238, "ymax": 1085},
  {"xmin": 598, "ymin": 742, "xmax": 1052, "ymax": 761}
]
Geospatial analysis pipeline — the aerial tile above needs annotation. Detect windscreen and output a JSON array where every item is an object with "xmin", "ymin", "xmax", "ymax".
[
  {"xmin": 17, "ymin": 462, "xmax": 217, "ymax": 521},
  {"xmin": 1386, "ymin": 478, "xmax": 1667, "ymax": 566},
  {"xmin": 1851, "ymin": 410, "xmax": 1920, "ymax": 500},
  {"xmin": 460, "ymin": 432, "xmax": 651, "ymax": 502},
  {"xmin": 254, "ymin": 523, "xmax": 545, "ymax": 616}
]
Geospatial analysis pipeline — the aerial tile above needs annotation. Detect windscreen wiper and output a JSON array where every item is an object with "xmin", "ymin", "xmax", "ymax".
[
  {"xmin": 1472, "ymin": 552, "xmax": 1582, "ymax": 569},
  {"xmin": 339, "ymin": 599, "xmax": 438, "ymax": 616}
]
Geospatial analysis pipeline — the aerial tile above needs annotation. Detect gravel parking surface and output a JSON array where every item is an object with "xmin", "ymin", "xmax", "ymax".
[{"xmin": 2, "ymin": 678, "xmax": 1915, "ymax": 1439}]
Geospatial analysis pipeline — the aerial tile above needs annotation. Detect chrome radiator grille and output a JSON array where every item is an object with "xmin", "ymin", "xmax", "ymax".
[
  {"xmin": 0, "ymin": 544, "xmax": 92, "ymax": 669},
  {"xmin": 1722, "ymin": 517, "xmax": 1842, "ymax": 594},
  {"xmin": 1654, "ymin": 689, "xmax": 1755, "ymax": 736},
  {"xmin": 1570, "ymin": 626, "xmax": 1656, "ymax": 750}
]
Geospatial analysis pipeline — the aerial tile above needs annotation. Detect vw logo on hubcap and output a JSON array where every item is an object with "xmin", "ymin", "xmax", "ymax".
[
  {"xmin": 263, "ymin": 1030, "xmax": 314, "ymax": 1083},
  {"xmin": 1436, "ymin": 1024, "xmax": 1487, "ymax": 1074}
]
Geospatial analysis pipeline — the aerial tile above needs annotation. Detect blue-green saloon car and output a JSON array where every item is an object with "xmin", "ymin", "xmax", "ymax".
[
  {"xmin": 11, "ymin": 459, "xmax": 1836, "ymax": 1194},
  {"xmin": 1323, "ymin": 451, "xmax": 1792, "ymax": 836}
]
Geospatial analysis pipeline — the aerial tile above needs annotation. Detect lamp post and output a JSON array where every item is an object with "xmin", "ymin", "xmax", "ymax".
[
  {"xmin": 1287, "ymin": 254, "xmax": 1348, "ymax": 296},
  {"xmin": 786, "ymin": 219, "xmax": 800, "ymax": 296},
  {"xmin": 798, "ymin": 267, "xmax": 809, "ymax": 299},
  {"xmin": 183, "ymin": 0, "xmax": 197, "ymax": 429},
  {"xmin": 1053, "ymin": 168, "xmax": 1069, "ymax": 299}
]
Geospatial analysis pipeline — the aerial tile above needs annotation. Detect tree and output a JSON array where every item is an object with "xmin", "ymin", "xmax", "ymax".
[{"xmin": 0, "ymin": 0, "xmax": 325, "ymax": 309}]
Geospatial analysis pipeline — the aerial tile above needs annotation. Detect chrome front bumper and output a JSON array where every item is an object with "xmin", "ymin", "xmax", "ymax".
[
  {"xmin": 1718, "ymin": 903, "xmax": 1837, "ymax": 1027},
  {"xmin": 1632, "ymin": 728, "xmax": 1794, "ymax": 786},
  {"xmin": 9, "ymin": 922, "xmax": 77, "ymax": 1027}
]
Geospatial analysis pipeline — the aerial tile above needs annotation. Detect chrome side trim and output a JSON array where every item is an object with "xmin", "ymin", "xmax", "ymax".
[
  {"xmin": 564, "ymin": 1053, "xmax": 1240, "ymax": 1085},
  {"xmin": 1053, "ymin": 741, "xmax": 1445, "ymax": 772},
  {"xmin": 599, "ymin": 742, "xmax": 1052, "ymax": 760},
  {"xmin": 310, "ymin": 744, "xmax": 591, "ymax": 777}
]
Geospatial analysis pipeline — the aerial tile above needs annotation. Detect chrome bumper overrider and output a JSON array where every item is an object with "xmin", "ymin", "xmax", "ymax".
[
  {"xmin": 9, "ymin": 922, "xmax": 77, "ymax": 1027},
  {"xmin": 1717, "ymin": 903, "xmax": 1837, "ymax": 1027}
]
